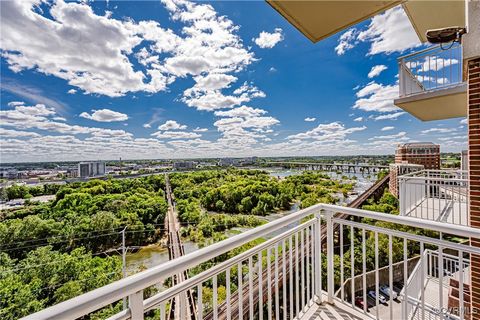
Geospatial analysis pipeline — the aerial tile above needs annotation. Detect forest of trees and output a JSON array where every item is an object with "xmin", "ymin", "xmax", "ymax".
[{"xmin": 0, "ymin": 169, "xmax": 357, "ymax": 318}]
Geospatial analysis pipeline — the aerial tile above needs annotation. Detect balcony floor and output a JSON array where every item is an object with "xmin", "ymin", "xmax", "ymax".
[
  {"xmin": 300, "ymin": 302, "xmax": 364, "ymax": 320},
  {"xmin": 404, "ymin": 197, "xmax": 469, "ymax": 226}
]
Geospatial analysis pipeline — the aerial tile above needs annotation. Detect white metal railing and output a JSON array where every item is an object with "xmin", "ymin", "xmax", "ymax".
[
  {"xmin": 399, "ymin": 170, "xmax": 469, "ymax": 226},
  {"xmin": 22, "ymin": 204, "xmax": 480, "ymax": 320},
  {"xmin": 398, "ymin": 44, "xmax": 463, "ymax": 97},
  {"xmin": 402, "ymin": 249, "xmax": 470, "ymax": 320}
]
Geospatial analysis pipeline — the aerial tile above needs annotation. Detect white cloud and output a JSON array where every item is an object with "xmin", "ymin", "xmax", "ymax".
[
  {"xmin": 335, "ymin": 7, "xmax": 420, "ymax": 56},
  {"xmin": 79, "ymin": 109, "xmax": 128, "ymax": 122},
  {"xmin": 368, "ymin": 131, "xmax": 407, "ymax": 140},
  {"xmin": 421, "ymin": 128, "xmax": 457, "ymax": 134},
  {"xmin": 381, "ymin": 126, "xmax": 394, "ymax": 131},
  {"xmin": 335, "ymin": 28, "xmax": 357, "ymax": 55},
  {"xmin": 357, "ymin": 7, "xmax": 420, "ymax": 55},
  {"xmin": 287, "ymin": 122, "xmax": 366, "ymax": 141},
  {"xmin": 353, "ymin": 117, "xmax": 363, "ymax": 122},
  {"xmin": 215, "ymin": 106, "xmax": 267, "ymax": 118},
  {"xmin": 67, "ymin": 89, "xmax": 77, "ymax": 94},
  {"xmin": 253, "ymin": 28, "xmax": 284, "ymax": 49},
  {"xmin": 304, "ymin": 117, "xmax": 316, "ymax": 122},
  {"xmin": 0, "ymin": 128, "xmax": 40, "ymax": 138},
  {"xmin": 158, "ymin": 120, "xmax": 187, "ymax": 130},
  {"xmin": 193, "ymin": 127, "xmax": 208, "ymax": 132},
  {"xmin": 151, "ymin": 131, "xmax": 201, "ymax": 139},
  {"xmin": 0, "ymin": 0, "xmax": 255, "ymax": 101},
  {"xmin": 269, "ymin": 67, "xmax": 277, "ymax": 72},
  {"xmin": 372, "ymin": 112, "xmax": 405, "ymax": 121},
  {"xmin": 353, "ymin": 82, "xmax": 400, "ymax": 113},
  {"xmin": 460, "ymin": 118, "xmax": 468, "ymax": 124},
  {"xmin": 368, "ymin": 65, "xmax": 387, "ymax": 78}
]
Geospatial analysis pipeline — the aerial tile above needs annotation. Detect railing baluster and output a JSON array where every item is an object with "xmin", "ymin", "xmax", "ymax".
[
  {"xmin": 340, "ymin": 223, "xmax": 344, "ymax": 303},
  {"xmin": 420, "ymin": 242, "xmax": 425, "ymax": 320},
  {"xmin": 389, "ymin": 235, "xmax": 393, "ymax": 320},
  {"xmin": 213, "ymin": 274, "xmax": 218, "ymax": 320},
  {"xmin": 289, "ymin": 235, "xmax": 294, "ymax": 319},
  {"xmin": 267, "ymin": 247, "xmax": 272, "ymax": 320},
  {"xmin": 226, "ymin": 268, "xmax": 231, "ymax": 320},
  {"xmin": 375, "ymin": 232, "xmax": 379, "ymax": 320},
  {"xmin": 300, "ymin": 228, "xmax": 305, "ymax": 311},
  {"xmin": 238, "ymin": 261, "xmax": 243, "ymax": 320},
  {"xmin": 282, "ymin": 238, "xmax": 287, "ymax": 319},
  {"xmin": 275, "ymin": 243, "xmax": 280, "ymax": 319},
  {"xmin": 295, "ymin": 232, "xmax": 300, "ymax": 317},
  {"xmin": 258, "ymin": 252, "xmax": 263, "ymax": 320},
  {"xmin": 248, "ymin": 257, "xmax": 254, "ymax": 320},
  {"xmin": 160, "ymin": 302, "xmax": 166, "ymax": 320},
  {"xmin": 197, "ymin": 283, "xmax": 203, "ymax": 320},
  {"xmin": 362, "ymin": 228, "xmax": 367, "ymax": 315},
  {"xmin": 351, "ymin": 225, "xmax": 355, "ymax": 310},
  {"xmin": 129, "ymin": 290, "xmax": 144, "ymax": 320},
  {"xmin": 403, "ymin": 238, "xmax": 408, "ymax": 320}
]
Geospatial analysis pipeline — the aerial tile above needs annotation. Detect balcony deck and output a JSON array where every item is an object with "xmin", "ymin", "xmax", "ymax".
[{"xmin": 300, "ymin": 302, "xmax": 363, "ymax": 320}]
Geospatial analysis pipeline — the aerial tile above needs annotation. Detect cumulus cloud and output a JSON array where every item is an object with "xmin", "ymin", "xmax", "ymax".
[
  {"xmin": 158, "ymin": 120, "xmax": 187, "ymax": 130},
  {"xmin": 335, "ymin": 7, "xmax": 420, "ymax": 56},
  {"xmin": 381, "ymin": 126, "xmax": 394, "ymax": 131},
  {"xmin": 304, "ymin": 117, "xmax": 316, "ymax": 122},
  {"xmin": 368, "ymin": 65, "xmax": 387, "ymax": 78},
  {"xmin": 353, "ymin": 117, "xmax": 363, "ymax": 122},
  {"xmin": 421, "ymin": 128, "xmax": 457, "ymax": 134},
  {"xmin": 67, "ymin": 89, "xmax": 77, "ymax": 94},
  {"xmin": 0, "ymin": 0, "xmax": 256, "ymax": 101},
  {"xmin": 287, "ymin": 122, "xmax": 366, "ymax": 141},
  {"xmin": 253, "ymin": 28, "xmax": 284, "ymax": 49},
  {"xmin": 151, "ymin": 131, "xmax": 201, "ymax": 139},
  {"xmin": 353, "ymin": 82, "xmax": 400, "ymax": 113},
  {"xmin": 372, "ymin": 112, "xmax": 405, "ymax": 121},
  {"xmin": 79, "ymin": 109, "xmax": 128, "ymax": 122}
]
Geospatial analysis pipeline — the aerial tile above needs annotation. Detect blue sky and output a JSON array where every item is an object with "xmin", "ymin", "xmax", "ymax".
[{"xmin": 0, "ymin": 0, "xmax": 467, "ymax": 162}]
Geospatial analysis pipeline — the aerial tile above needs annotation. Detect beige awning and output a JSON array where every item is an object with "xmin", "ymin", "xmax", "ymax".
[
  {"xmin": 402, "ymin": 0, "xmax": 465, "ymax": 43},
  {"xmin": 267, "ymin": 0, "xmax": 403, "ymax": 42}
]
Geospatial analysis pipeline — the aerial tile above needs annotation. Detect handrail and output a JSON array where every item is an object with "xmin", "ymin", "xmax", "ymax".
[
  {"xmin": 22, "ymin": 203, "xmax": 480, "ymax": 320},
  {"xmin": 21, "ymin": 203, "xmax": 323, "ymax": 320}
]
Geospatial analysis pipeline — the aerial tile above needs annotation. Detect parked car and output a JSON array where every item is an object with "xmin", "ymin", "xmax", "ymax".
[
  {"xmin": 379, "ymin": 285, "xmax": 398, "ymax": 300},
  {"xmin": 368, "ymin": 290, "xmax": 387, "ymax": 304},
  {"xmin": 354, "ymin": 297, "xmax": 368, "ymax": 310}
]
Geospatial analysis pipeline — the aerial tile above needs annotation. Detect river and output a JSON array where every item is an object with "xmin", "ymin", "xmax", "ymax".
[{"xmin": 125, "ymin": 169, "xmax": 376, "ymax": 274}]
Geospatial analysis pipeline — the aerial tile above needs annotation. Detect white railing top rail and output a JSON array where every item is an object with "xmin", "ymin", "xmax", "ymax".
[
  {"xmin": 23, "ymin": 203, "xmax": 480, "ymax": 320},
  {"xmin": 399, "ymin": 169, "xmax": 468, "ymax": 181}
]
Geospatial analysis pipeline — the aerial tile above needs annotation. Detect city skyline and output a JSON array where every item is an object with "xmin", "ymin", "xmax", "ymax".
[{"xmin": 0, "ymin": 0, "xmax": 468, "ymax": 162}]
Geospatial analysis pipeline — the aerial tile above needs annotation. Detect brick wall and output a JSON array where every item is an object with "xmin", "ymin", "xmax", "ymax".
[{"xmin": 469, "ymin": 57, "xmax": 480, "ymax": 318}]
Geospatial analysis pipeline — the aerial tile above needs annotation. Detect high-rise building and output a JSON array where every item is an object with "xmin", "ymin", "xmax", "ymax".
[
  {"xmin": 78, "ymin": 161, "xmax": 106, "ymax": 178},
  {"xmin": 461, "ymin": 150, "xmax": 468, "ymax": 171},
  {"xmin": 395, "ymin": 142, "xmax": 440, "ymax": 169}
]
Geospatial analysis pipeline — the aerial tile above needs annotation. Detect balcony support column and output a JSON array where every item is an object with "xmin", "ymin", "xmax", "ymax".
[{"xmin": 326, "ymin": 210, "xmax": 335, "ymax": 304}]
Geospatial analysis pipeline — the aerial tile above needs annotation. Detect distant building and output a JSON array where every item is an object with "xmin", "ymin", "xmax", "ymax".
[
  {"xmin": 389, "ymin": 163, "xmax": 424, "ymax": 197},
  {"xmin": 461, "ymin": 150, "xmax": 468, "ymax": 171},
  {"xmin": 395, "ymin": 142, "xmax": 440, "ymax": 169},
  {"xmin": 173, "ymin": 161, "xmax": 197, "ymax": 170},
  {"xmin": 78, "ymin": 161, "xmax": 106, "ymax": 178},
  {"xmin": 0, "ymin": 167, "xmax": 23, "ymax": 179},
  {"xmin": 218, "ymin": 158, "xmax": 237, "ymax": 167}
]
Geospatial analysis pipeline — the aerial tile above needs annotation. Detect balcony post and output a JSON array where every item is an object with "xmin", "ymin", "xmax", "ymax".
[
  {"xmin": 314, "ymin": 210, "xmax": 322, "ymax": 304},
  {"xmin": 326, "ymin": 210, "xmax": 335, "ymax": 304},
  {"xmin": 129, "ymin": 290, "xmax": 144, "ymax": 320}
]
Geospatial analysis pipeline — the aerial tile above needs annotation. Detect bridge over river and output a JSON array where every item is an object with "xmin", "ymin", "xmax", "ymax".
[{"xmin": 266, "ymin": 161, "xmax": 389, "ymax": 174}]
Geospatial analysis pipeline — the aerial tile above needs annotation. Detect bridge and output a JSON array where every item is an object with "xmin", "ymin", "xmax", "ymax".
[
  {"xmin": 266, "ymin": 161, "xmax": 389, "ymax": 174},
  {"xmin": 164, "ymin": 174, "xmax": 197, "ymax": 320}
]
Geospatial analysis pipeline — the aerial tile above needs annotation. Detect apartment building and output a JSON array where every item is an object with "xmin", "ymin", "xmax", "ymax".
[
  {"xmin": 395, "ymin": 142, "xmax": 440, "ymax": 169},
  {"xmin": 78, "ymin": 161, "xmax": 106, "ymax": 178}
]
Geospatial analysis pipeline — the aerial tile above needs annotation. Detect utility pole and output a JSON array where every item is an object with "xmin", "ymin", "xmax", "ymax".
[{"xmin": 122, "ymin": 227, "xmax": 127, "ymax": 310}]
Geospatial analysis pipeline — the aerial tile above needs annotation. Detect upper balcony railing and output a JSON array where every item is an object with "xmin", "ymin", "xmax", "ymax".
[
  {"xmin": 22, "ymin": 204, "xmax": 480, "ymax": 320},
  {"xmin": 398, "ymin": 43, "xmax": 463, "ymax": 98},
  {"xmin": 399, "ymin": 169, "xmax": 469, "ymax": 226}
]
